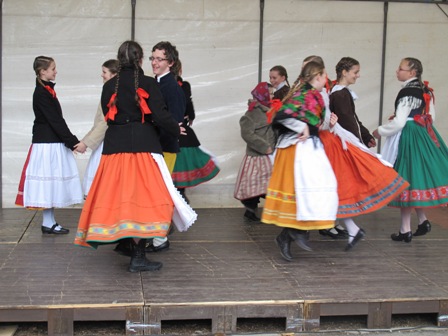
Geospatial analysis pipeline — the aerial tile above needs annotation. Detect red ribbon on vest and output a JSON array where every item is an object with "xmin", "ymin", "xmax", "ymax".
[
  {"xmin": 44, "ymin": 85, "xmax": 57, "ymax": 98},
  {"xmin": 423, "ymin": 81, "xmax": 435, "ymax": 114},
  {"xmin": 414, "ymin": 114, "xmax": 439, "ymax": 147},
  {"xmin": 136, "ymin": 88, "xmax": 152, "ymax": 123},
  {"xmin": 104, "ymin": 93, "xmax": 118, "ymax": 121}
]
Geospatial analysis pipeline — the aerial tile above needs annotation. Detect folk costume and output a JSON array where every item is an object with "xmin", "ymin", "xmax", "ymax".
[
  {"xmin": 379, "ymin": 78, "xmax": 448, "ymax": 208},
  {"xmin": 330, "ymin": 85, "xmax": 375, "ymax": 146},
  {"xmin": 171, "ymin": 78, "xmax": 220, "ymax": 199},
  {"xmin": 16, "ymin": 79, "xmax": 83, "ymax": 209},
  {"xmin": 261, "ymin": 82, "xmax": 338, "ymax": 231},
  {"xmin": 323, "ymin": 87, "xmax": 410, "ymax": 218},
  {"xmin": 234, "ymin": 82, "xmax": 276, "ymax": 221},
  {"xmin": 75, "ymin": 65, "xmax": 197, "ymax": 250},
  {"xmin": 81, "ymin": 103, "xmax": 107, "ymax": 196}
]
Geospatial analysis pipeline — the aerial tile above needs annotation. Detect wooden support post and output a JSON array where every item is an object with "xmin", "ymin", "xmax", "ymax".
[
  {"xmin": 367, "ymin": 302, "xmax": 391, "ymax": 329},
  {"xmin": 303, "ymin": 303, "xmax": 320, "ymax": 331},
  {"xmin": 438, "ymin": 300, "xmax": 448, "ymax": 327},
  {"xmin": 47, "ymin": 309, "xmax": 73, "ymax": 336},
  {"xmin": 126, "ymin": 306, "xmax": 144, "ymax": 335}
]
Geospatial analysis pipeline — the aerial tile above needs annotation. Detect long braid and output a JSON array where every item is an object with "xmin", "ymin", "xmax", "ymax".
[
  {"xmin": 134, "ymin": 59, "xmax": 140, "ymax": 107},
  {"xmin": 111, "ymin": 62, "xmax": 121, "ymax": 107}
]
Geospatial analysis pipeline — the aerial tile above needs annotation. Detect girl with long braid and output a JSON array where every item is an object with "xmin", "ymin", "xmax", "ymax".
[
  {"xmin": 16, "ymin": 56, "xmax": 83, "ymax": 234},
  {"xmin": 373, "ymin": 57, "xmax": 448, "ymax": 243},
  {"xmin": 75, "ymin": 41, "xmax": 196, "ymax": 272},
  {"xmin": 261, "ymin": 61, "xmax": 339, "ymax": 261}
]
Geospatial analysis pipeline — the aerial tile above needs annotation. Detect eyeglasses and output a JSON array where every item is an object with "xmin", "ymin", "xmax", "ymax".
[
  {"xmin": 398, "ymin": 68, "xmax": 411, "ymax": 72},
  {"xmin": 149, "ymin": 56, "xmax": 168, "ymax": 62}
]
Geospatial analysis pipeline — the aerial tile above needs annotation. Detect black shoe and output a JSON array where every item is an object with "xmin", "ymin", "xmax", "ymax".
[
  {"xmin": 114, "ymin": 238, "xmax": 135, "ymax": 257},
  {"xmin": 41, "ymin": 223, "xmax": 70, "ymax": 235},
  {"xmin": 391, "ymin": 231, "xmax": 412, "ymax": 243},
  {"xmin": 345, "ymin": 228, "xmax": 366, "ymax": 251},
  {"xmin": 145, "ymin": 240, "xmax": 170, "ymax": 252},
  {"xmin": 129, "ymin": 239, "xmax": 163, "ymax": 273},
  {"xmin": 319, "ymin": 229, "xmax": 346, "ymax": 239},
  {"xmin": 244, "ymin": 210, "xmax": 260, "ymax": 222},
  {"xmin": 275, "ymin": 229, "xmax": 293, "ymax": 261},
  {"xmin": 288, "ymin": 229, "xmax": 312, "ymax": 252},
  {"xmin": 413, "ymin": 220, "xmax": 431, "ymax": 237}
]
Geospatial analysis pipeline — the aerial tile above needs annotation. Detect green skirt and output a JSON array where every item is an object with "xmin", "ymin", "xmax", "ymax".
[
  {"xmin": 389, "ymin": 120, "xmax": 448, "ymax": 207},
  {"xmin": 172, "ymin": 146, "xmax": 220, "ymax": 188}
]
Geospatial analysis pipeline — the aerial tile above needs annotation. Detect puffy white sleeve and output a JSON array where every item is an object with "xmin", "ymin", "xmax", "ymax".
[{"xmin": 378, "ymin": 96, "xmax": 420, "ymax": 137}]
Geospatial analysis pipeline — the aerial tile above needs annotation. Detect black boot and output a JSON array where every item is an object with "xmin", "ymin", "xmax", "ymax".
[
  {"xmin": 128, "ymin": 239, "xmax": 163, "ymax": 272},
  {"xmin": 114, "ymin": 238, "xmax": 136, "ymax": 257},
  {"xmin": 288, "ymin": 229, "xmax": 312, "ymax": 251},
  {"xmin": 413, "ymin": 220, "xmax": 431, "ymax": 237},
  {"xmin": 275, "ymin": 228, "xmax": 293, "ymax": 261}
]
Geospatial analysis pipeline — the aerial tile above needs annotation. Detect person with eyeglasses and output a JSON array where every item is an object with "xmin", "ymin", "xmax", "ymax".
[
  {"xmin": 146, "ymin": 41, "xmax": 187, "ymax": 253},
  {"xmin": 373, "ymin": 57, "xmax": 448, "ymax": 243}
]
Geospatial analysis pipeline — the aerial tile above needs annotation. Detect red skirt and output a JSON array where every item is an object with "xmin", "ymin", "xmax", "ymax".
[
  {"xmin": 320, "ymin": 130, "xmax": 409, "ymax": 218},
  {"xmin": 74, "ymin": 153, "xmax": 174, "ymax": 249}
]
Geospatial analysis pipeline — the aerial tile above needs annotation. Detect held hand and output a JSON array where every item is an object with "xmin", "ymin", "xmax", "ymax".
[
  {"xmin": 298, "ymin": 125, "xmax": 310, "ymax": 142},
  {"xmin": 388, "ymin": 114, "xmax": 395, "ymax": 121},
  {"xmin": 73, "ymin": 141, "xmax": 87, "ymax": 154},
  {"xmin": 188, "ymin": 120, "xmax": 194, "ymax": 127},
  {"xmin": 367, "ymin": 138, "xmax": 377, "ymax": 148},
  {"xmin": 179, "ymin": 123, "xmax": 187, "ymax": 136},
  {"xmin": 266, "ymin": 147, "xmax": 273, "ymax": 155},
  {"xmin": 329, "ymin": 112, "xmax": 338, "ymax": 128},
  {"xmin": 372, "ymin": 129, "xmax": 380, "ymax": 139}
]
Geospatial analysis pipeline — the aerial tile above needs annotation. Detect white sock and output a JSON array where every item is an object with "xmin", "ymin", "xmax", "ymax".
[
  {"xmin": 400, "ymin": 208, "xmax": 412, "ymax": 233},
  {"xmin": 42, "ymin": 209, "xmax": 56, "ymax": 228},
  {"xmin": 153, "ymin": 237, "xmax": 167, "ymax": 247},
  {"xmin": 343, "ymin": 218, "xmax": 359, "ymax": 243},
  {"xmin": 415, "ymin": 208, "xmax": 427, "ymax": 225}
]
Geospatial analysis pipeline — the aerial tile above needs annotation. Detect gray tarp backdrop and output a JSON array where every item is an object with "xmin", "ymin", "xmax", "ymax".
[{"xmin": 2, "ymin": 0, "xmax": 447, "ymax": 208}]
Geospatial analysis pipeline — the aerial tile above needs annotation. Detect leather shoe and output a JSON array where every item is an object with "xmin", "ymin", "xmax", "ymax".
[
  {"xmin": 319, "ymin": 228, "xmax": 346, "ymax": 239},
  {"xmin": 244, "ymin": 210, "xmax": 260, "ymax": 222},
  {"xmin": 391, "ymin": 231, "xmax": 412, "ymax": 243},
  {"xmin": 41, "ymin": 223, "xmax": 69, "ymax": 235},
  {"xmin": 145, "ymin": 240, "xmax": 170, "ymax": 252},
  {"xmin": 345, "ymin": 228, "xmax": 366, "ymax": 251},
  {"xmin": 413, "ymin": 220, "xmax": 431, "ymax": 237}
]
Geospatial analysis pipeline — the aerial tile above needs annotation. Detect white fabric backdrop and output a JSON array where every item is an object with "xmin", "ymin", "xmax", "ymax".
[{"xmin": 2, "ymin": 0, "xmax": 447, "ymax": 208}]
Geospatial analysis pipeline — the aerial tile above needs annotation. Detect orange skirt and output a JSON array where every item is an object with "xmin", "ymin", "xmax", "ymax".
[
  {"xmin": 75, "ymin": 153, "xmax": 174, "ymax": 249},
  {"xmin": 319, "ymin": 130, "xmax": 409, "ymax": 218},
  {"xmin": 261, "ymin": 145, "xmax": 335, "ymax": 230}
]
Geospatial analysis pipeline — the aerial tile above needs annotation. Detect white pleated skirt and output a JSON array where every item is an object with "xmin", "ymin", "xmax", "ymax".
[
  {"xmin": 82, "ymin": 141, "xmax": 103, "ymax": 196},
  {"xmin": 17, "ymin": 143, "xmax": 83, "ymax": 208}
]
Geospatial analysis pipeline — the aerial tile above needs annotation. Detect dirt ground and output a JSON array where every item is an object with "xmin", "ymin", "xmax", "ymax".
[{"xmin": 3, "ymin": 313, "xmax": 448, "ymax": 335}]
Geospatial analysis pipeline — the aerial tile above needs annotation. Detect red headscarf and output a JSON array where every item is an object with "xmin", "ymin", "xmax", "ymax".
[{"xmin": 249, "ymin": 82, "xmax": 271, "ymax": 111}]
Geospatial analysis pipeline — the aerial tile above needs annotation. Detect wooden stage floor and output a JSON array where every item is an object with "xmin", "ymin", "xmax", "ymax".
[{"xmin": 0, "ymin": 207, "xmax": 447, "ymax": 335}]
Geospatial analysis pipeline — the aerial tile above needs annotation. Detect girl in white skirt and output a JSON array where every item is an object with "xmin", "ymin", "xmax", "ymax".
[
  {"xmin": 76, "ymin": 59, "xmax": 119, "ymax": 197},
  {"xmin": 15, "ymin": 56, "xmax": 83, "ymax": 234}
]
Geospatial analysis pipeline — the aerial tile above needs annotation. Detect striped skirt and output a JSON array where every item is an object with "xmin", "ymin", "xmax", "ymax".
[{"xmin": 234, "ymin": 154, "xmax": 272, "ymax": 200}]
